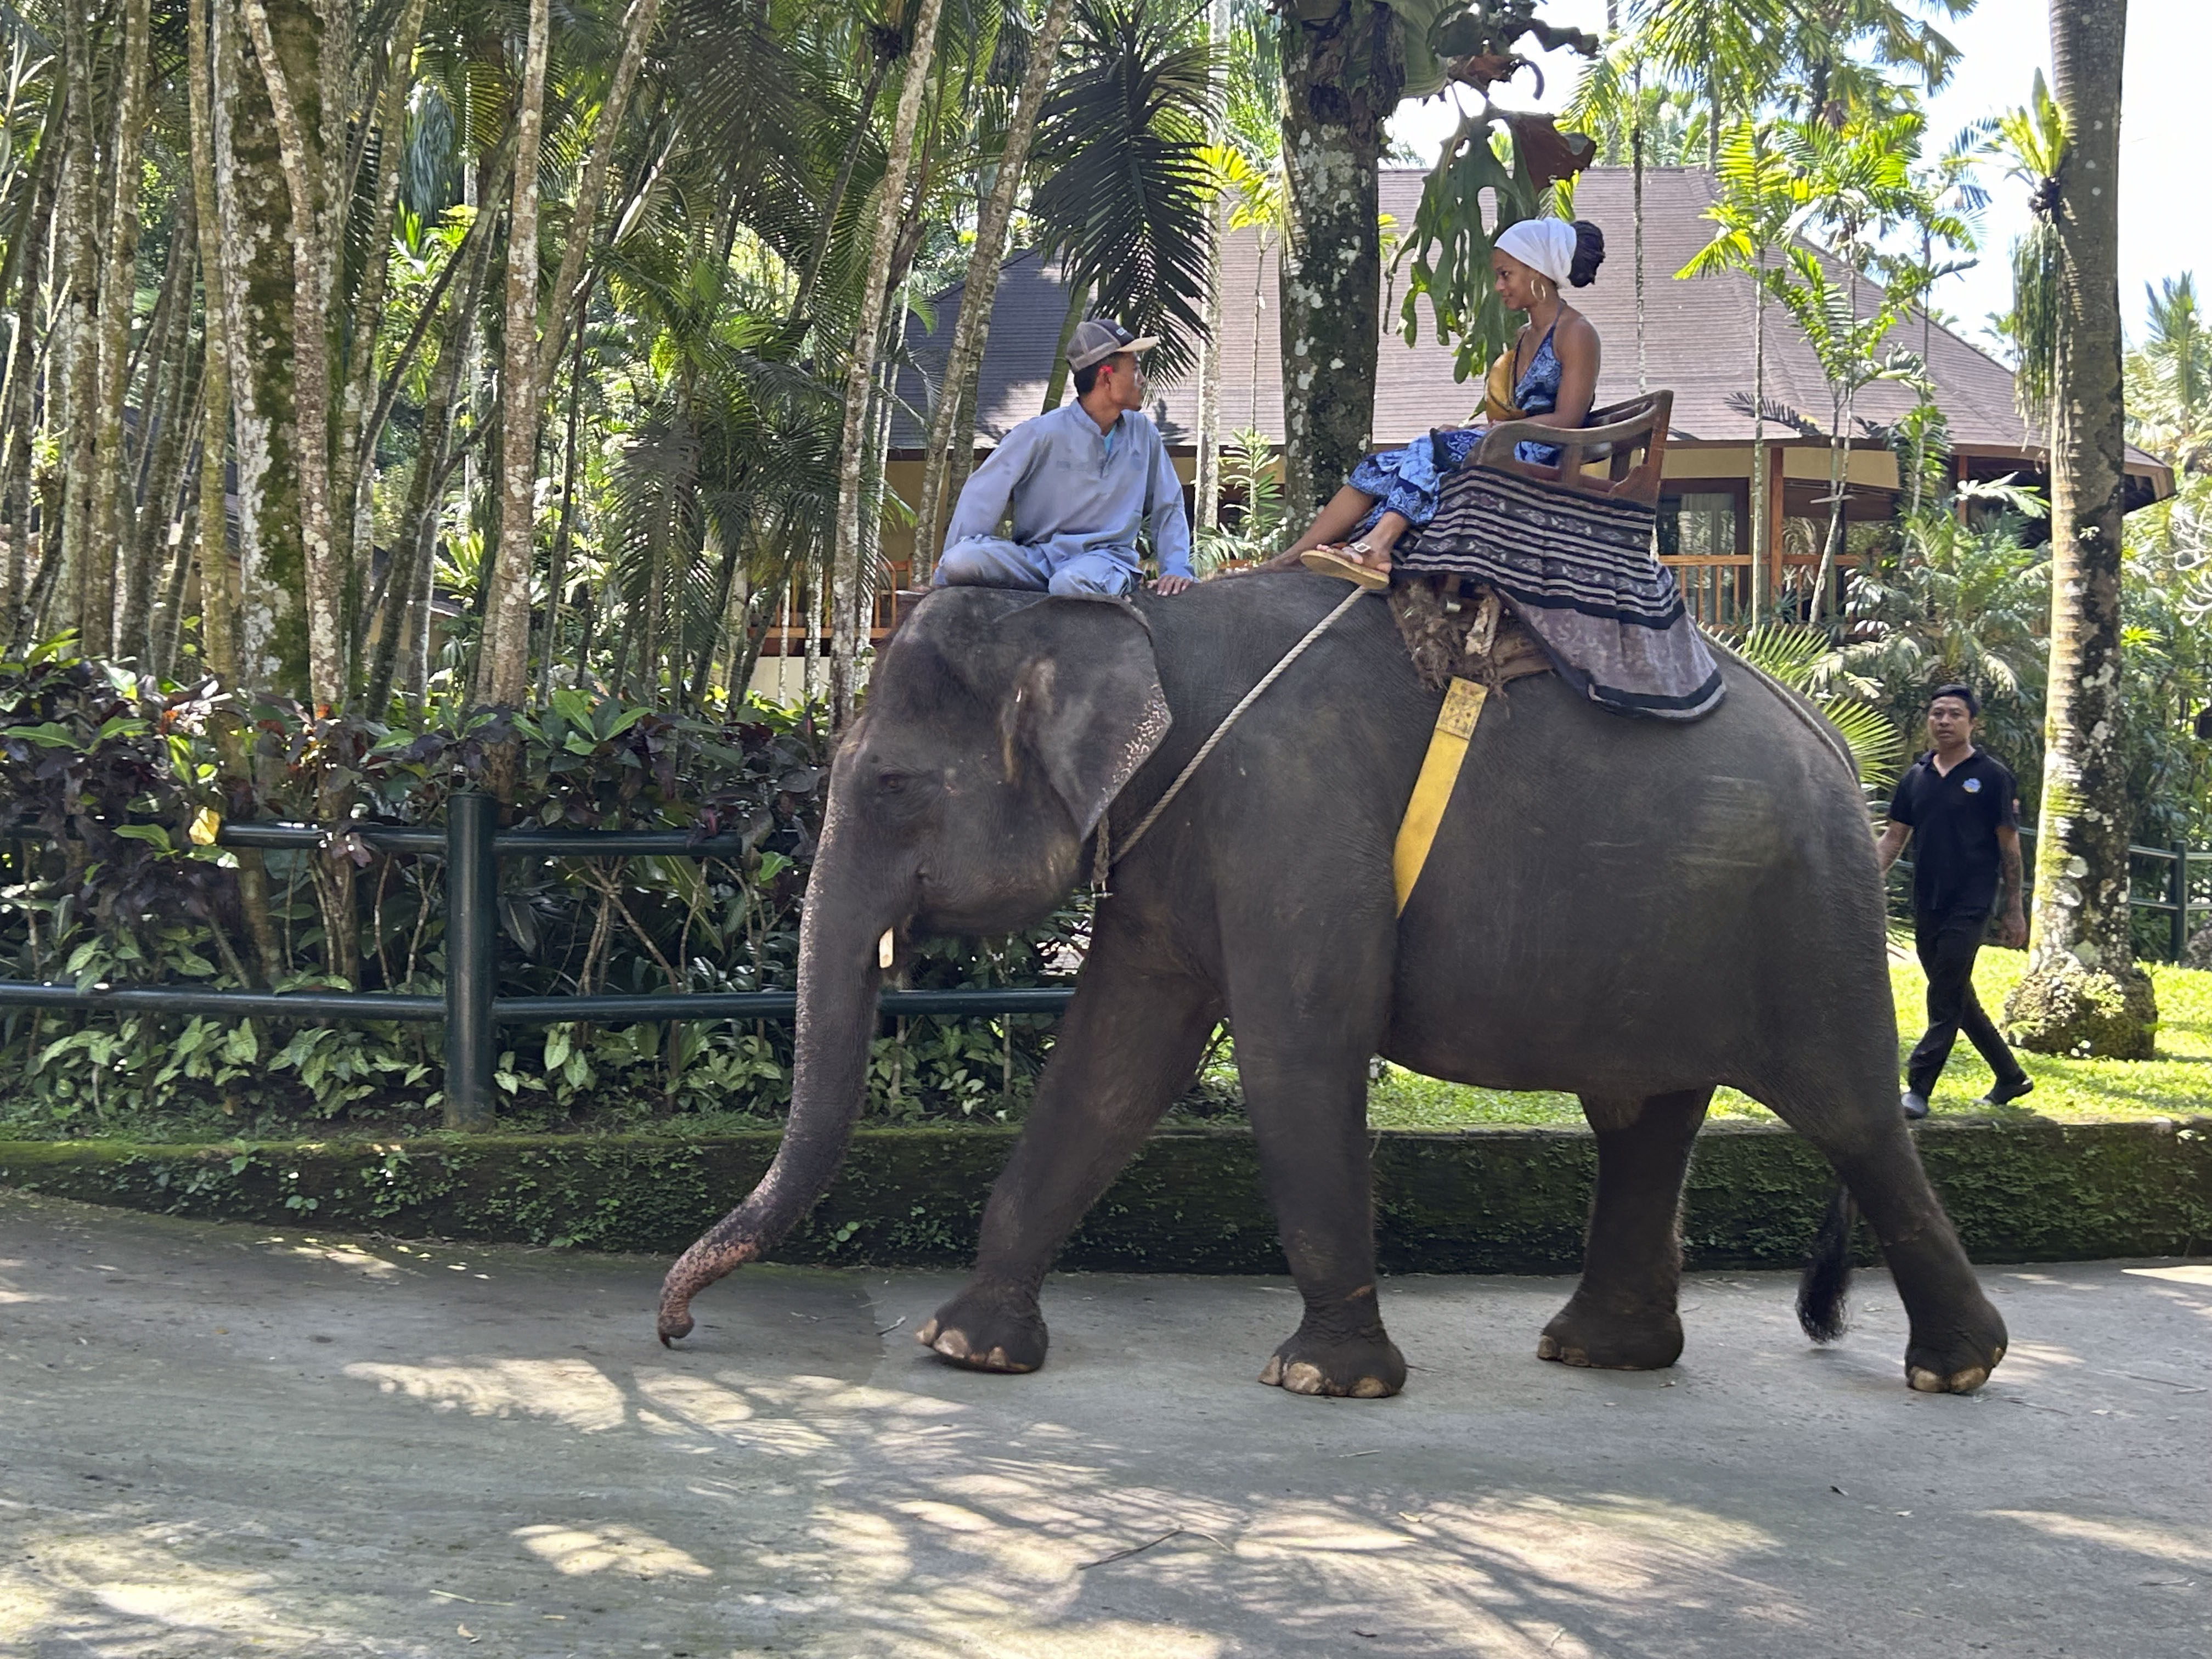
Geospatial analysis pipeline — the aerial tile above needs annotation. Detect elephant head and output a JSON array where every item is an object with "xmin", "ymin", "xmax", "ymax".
[{"xmin": 657, "ymin": 589, "xmax": 1170, "ymax": 1340}]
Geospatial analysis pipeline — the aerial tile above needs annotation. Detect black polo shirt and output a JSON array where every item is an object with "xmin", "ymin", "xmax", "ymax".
[{"xmin": 1888, "ymin": 746, "xmax": 2019, "ymax": 915}]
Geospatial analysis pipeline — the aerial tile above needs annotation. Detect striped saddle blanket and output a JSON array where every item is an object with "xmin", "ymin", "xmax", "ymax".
[{"xmin": 1397, "ymin": 464, "xmax": 1725, "ymax": 721}]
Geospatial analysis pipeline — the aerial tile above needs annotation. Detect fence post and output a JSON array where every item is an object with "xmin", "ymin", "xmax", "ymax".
[
  {"xmin": 444, "ymin": 792, "xmax": 499, "ymax": 1130},
  {"xmin": 2174, "ymin": 844, "xmax": 2193, "ymax": 964}
]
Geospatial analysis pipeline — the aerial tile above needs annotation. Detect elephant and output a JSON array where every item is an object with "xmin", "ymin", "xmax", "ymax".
[{"xmin": 657, "ymin": 576, "xmax": 2008, "ymax": 1399}]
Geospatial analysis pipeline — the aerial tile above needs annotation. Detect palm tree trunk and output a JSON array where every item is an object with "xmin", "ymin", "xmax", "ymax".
[
  {"xmin": 332, "ymin": 0, "xmax": 427, "ymax": 675},
  {"xmin": 794, "ymin": 53, "xmax": 892, "ymax": 331},
  {"xmin": 476, "ymin": 0, "xmax": 552, "ymax": 730},
  {"xmin": 1815, "ymin": 390, "xmax": 1846, "ymax": 625},
  {"xmin": 829, "ymin": 0, "xmax": 947, "ymax": 727},
  {"xmin": 212, "ymin": 0, "xmax": 307, "ymax": 696},
  {"xmin": 1750, "ymin": 251, "xmax": 1767, "ymax": 627},
  {"xmin": 1040, "ymin": 275, "xmax": 1087, "ymax": 413},
  {"xmin": 0, "ymin": 77, "xmax": 60, "ymax": 643},
  {"xmin": 2005, "ymin": 0, "xmax": 2157, "ymax": 1059},
  {"xmin": 533, "ymin": 0, "xmax": 663, "ymax": 395},
  {"xmin": 133, "ymin": 318, "xmax": 205, "ymax": 665},
  {"xmin": 188, "ymin": 0, "xmax": 280, "ymax": 981},
  {"xmin": 1194, "ymin": 0, "xmax": 1229, "ymax": 537},
  {"xmin": 912, "ymin": 0, "xmax": 1075, "ymax": 578},
  {"xmin": 1276, "ymin": 0, "xmax": 1402, "ymax": 525},
  {"xmin": 87, "ymin": 0, "xmax": 154, "ymax": 659},
  {"xmin": 53, "ymin": 0, "xmax": 100, "ymax": 650},
  {"xmin": 1633, "ymin": 61, "xmax": 1646, "ymax": 392},
  {"xmin": 537, "ymin": 322, "xmax": 586, "ymax": 703}
]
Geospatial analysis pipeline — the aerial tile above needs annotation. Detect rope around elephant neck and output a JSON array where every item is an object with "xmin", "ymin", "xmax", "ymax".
[{"xmin": 1092, "ymin": 585, "xmax": 1369, "ymax": 892}]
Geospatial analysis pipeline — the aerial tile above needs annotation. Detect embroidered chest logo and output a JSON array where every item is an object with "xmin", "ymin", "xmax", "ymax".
[{"xmin": 1961, "ymin": 777, "xmax": 1983, "ymax": 793}]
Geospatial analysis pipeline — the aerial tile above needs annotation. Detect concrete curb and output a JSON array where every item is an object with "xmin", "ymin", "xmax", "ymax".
[{"xmin": 3, "ymin": 1118, "xmax": 2208, "ymax": 1268}]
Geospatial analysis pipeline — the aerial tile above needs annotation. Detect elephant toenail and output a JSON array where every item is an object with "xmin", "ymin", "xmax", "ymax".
[
  {"xmin": 915, "ymin": 1319, "xmax": 939, "ymax": 1346},
  {"xmin": 1258, "ymin": 1355, "xmax": 1285, "ymax": 1386},
  {"xmin": 985, "ymin": 1346, "xmax": 1009, "ymax": 1370},
  {"xmin": 1536, "ymin": 1335, "xmax": 1560, "ymax": 1361},
  {"xmin": 1350, "ymin": 1376, "xmax": 1392, "ymax": 1398},
  {"xmin": 1908, "ymin": 1366, "xmax": 1944, "ymax": 1392},
  {"xmin": 1282, "ymin": 1361, "xmax": 1326, "ymax": 1395},
  {"xmin": 1949, "ymin": 1367, "xmax": 1988, "ymax": 1393},
  {"xmin": 933, "ymin": 1328, "xmax": 972, "ymax": 1360}
]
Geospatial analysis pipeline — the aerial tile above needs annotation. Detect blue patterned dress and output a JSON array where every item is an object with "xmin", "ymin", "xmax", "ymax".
[{"xmin": 1348, "ymin": 323, "xmax": 1567, "ymax": 539}]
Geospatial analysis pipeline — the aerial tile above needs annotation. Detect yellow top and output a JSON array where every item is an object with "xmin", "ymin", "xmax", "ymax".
[{"xmin": 1481, "ymin": 348, "xmax": 1523, "ymax": 426}]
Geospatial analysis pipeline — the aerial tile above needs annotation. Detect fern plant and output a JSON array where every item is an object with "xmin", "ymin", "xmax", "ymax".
[{"xmin": 1733, "ymin": 620, "xmax": 1907, "ymax": 795}]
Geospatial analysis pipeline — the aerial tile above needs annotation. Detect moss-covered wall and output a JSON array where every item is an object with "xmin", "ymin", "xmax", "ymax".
[{"xmin": 2, "ymin": 1119, "xmax": 2206, "ymax": 1269}]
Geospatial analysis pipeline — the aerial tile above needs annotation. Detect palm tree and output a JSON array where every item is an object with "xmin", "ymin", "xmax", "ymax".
[
  {"xmin": 2003, "ymin": 0, "xmax": 2157, "ymax": 1062},
  {"xmin": 1272, "ymin": 0, "xmax": 1407, "ymax": 521},
  {"xmin": 1765, "ymin": 114, "xmax": 1934, "ymax": 622},
  {"xmin": 1628, "ymin": 0, "xmax": 1785, "ymax": 172},
  {"xmin": 1027, "ymin": 0, "xmax": 1217, "ymax": 409},
  {"xmin": 2127, "ymin": 275, "xmax": 2210, "ymax": 475},
  {"xmin": 828, "ymin": 0, "xmax": 948, "ymax": 728},
  {"xmin": 1995, "ymin": 69, "xmax": 2065, "ymax": 428},
  {"xmin": 1678, "ymin": 119, "xmax": 1793, "ymax": 622},
  {"xmin": 911, "ymin": 0, "xmax": 1079, "ymax": 575}
]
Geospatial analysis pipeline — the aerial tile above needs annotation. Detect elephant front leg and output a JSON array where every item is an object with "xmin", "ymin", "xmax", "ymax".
[
  {"xmin": 1540, "ymin": 1089, "xmax": 1711, "ymax": 1370},
  {"xmin": 1238, "ymin": 1029, "xmax": 1407, "ymax": 1400},
  {"xmin": 918, "ymin": 939, "xmax": 1221, "ymax": 1375}
]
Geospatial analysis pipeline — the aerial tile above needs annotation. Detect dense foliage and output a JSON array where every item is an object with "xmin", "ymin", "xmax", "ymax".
[{"xmin": 0, "ymin": 642, "xmax": 1082, "ymax": 1136}]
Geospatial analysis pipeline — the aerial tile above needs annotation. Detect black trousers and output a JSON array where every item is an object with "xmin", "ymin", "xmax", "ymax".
[{"xmin": 1907, "ymin": 906, "xmax": 2026, "ymax": 1097}]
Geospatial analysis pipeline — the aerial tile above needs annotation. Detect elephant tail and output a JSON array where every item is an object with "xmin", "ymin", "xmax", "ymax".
[{"xmin": 1796, "ymin": 1182, "xmax": 1858, "ymax": 1344}]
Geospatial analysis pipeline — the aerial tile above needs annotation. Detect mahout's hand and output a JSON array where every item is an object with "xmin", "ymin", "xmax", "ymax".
[
  {"xmin": 1152, "ymin": 573, "xmax": 1194, "ymax": 595},
  {"xmin": 1999, "ymin": 908, "xmax": 2028, "ymax": 949}
]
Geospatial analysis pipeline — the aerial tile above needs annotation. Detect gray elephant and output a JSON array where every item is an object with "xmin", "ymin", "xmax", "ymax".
[{"xmin": 658, "ymin": 578, "xmax": 2008, "ymax": 1398}]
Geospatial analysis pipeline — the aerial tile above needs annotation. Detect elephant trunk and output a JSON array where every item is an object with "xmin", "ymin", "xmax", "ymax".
[{"xmin": 658, "ymin": 812, "xmax": 892, "ymax": 1343}]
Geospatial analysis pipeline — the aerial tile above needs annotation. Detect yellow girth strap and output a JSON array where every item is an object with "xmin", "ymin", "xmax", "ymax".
[{"xmin": 1393, "ymin": 676, "xmax": 1488, "ymax": 914}]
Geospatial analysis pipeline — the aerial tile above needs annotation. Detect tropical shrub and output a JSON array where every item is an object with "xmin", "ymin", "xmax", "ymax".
[{"xmin": 0, "ymin": 642, "xmax": 1079, "ymax": 1138}]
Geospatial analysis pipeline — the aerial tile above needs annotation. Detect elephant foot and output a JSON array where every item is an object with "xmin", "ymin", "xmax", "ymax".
[
  {"xmin": 916, "ymin": 1283, "xmax": 1048, "ymax": 1375},
  {"xmin": 1537, "ymin": 1291, "xmax": 1684, "ymax": 1370},
  {"xmin": 1904, "ymin": 1299, "xmax": 2008, "ymax": 1395},
  {"xmin": 1257, "ymin": 1325, "xmax": 1407, "ymax": 1400}
]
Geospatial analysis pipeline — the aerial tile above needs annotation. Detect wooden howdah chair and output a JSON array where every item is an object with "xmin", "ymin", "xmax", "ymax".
[{"xmin": 1468, "ymin": 389, "xmax": 1673, "ymax": 509}]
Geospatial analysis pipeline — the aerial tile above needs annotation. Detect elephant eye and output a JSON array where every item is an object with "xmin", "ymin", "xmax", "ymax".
[{"xmin": 876, "ymin": 769, "xmax": 911, "ymax": 794}]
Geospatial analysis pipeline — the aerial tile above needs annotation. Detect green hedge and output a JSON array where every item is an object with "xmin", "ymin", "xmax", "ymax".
[{"xmin": 3, "ymin": 1118, "xmax": 2207, "ymax": 1269}]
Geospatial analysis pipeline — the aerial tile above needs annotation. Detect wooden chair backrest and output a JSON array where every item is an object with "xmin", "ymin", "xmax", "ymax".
[{"xmin": 1469, "ymin": 390, "xmax": 1674, "ymax": 510}]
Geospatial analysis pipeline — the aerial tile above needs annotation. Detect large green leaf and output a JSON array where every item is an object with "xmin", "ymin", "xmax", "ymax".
[{"xmin": 1734, "ymin": 622, "xmax": 1906, "ymax": 791}]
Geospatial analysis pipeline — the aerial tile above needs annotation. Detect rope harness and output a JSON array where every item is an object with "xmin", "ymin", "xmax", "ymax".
[{"xmin": 1091, "ymin": 586, "xmax": 1368, "ymax": 894}]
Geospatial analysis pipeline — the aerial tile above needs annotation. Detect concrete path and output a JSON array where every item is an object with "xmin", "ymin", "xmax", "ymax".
[{"xmin": 1, "ymin": 1192, "xmax": 2207, "ymax": 1659}]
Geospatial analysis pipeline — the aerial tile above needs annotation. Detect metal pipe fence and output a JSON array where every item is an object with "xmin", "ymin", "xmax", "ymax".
[
  {"xmin": 0, "ymin": 794, "xmax": 1073, "ymax": 1129},
  {"xmin": 8, "ymin": 806, "xmax": 2208, "ymax": 1131}
]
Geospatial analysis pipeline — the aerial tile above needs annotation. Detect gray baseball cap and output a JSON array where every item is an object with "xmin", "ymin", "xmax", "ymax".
[{"xmin": 1065, "ymin": 318, "xmax": 1160, "ymax": 373}]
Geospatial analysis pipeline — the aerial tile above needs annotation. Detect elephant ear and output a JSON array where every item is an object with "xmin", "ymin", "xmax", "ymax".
[{"xmin": 996, "ymin": 595, "xmax": 1172, "ymax": 839}]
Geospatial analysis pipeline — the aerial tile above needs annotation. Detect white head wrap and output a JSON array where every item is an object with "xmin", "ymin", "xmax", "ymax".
[{"xmin": 1496, "ymin": 217, "xmax": 1577, "ymax": 287}]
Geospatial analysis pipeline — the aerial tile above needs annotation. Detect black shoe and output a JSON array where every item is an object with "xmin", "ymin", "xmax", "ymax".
[
  {"xmin": 1900, "ymin": 1090, "xmax": 1931, "ymax": 1120},
  {"xmin": 1978, "ymin": 1075, "xmax": 2034, "ymax": 1108}
]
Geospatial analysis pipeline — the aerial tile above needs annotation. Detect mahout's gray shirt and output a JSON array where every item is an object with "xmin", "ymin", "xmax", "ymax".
[{"xmin": 943, "ymin": 402, "xmax": 1193, "ymax": 580}]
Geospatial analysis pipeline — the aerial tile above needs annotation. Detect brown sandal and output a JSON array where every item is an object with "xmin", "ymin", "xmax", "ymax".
[{"xmin": 1299, "ymin": 543, "xmax": 1389, "ymax": 590}]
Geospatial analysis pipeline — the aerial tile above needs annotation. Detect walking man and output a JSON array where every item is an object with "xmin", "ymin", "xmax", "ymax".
[
  {"xmin": 1876, "ymin": 685, "xmax": 2033, "ymax": 1120},
  {"xmin": 933, "ymin": 319, "xmax": 1194, "ymax": 598}
]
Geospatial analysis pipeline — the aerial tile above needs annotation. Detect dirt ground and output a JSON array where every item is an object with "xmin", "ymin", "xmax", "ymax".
[{"xmin": 2, "ymin": 1189, "xmax": 2207, "ymax": 1658}]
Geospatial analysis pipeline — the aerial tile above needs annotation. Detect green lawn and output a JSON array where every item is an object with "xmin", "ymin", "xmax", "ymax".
[{"xmin": 1366, "ymin": 948, "xmax": 2212, "ymax": 1128}]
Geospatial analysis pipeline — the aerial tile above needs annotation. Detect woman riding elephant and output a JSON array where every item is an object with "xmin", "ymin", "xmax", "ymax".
[{"xmin": 1280, "ymin": 217, "xmax": 1606, "ymax": 589}]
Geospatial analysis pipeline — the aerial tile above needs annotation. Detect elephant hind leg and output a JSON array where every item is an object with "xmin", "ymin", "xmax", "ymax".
[
  {"xmin": 1754, "ymin": 1074, "xmax": 2007, "ymax": 1394},
  {"xmin": 1540, "ymin": 1088, "xmax": 1711, "ymax": 1370}
]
